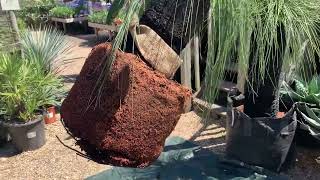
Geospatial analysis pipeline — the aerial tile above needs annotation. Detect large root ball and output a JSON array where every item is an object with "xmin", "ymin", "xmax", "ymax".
[{"xmin": 61, "ymin": 43, "xmax": 191, "ymax": 167}]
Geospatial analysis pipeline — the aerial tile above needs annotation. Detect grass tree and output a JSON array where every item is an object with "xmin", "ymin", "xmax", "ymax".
[{"xmin": 95, "ymin": 0, "xmax": 320, "ymax": 118}]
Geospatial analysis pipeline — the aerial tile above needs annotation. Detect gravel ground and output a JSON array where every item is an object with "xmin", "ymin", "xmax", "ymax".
[{"xmin": 0, "ymin": 120, "xmax": 109, "ymax": 180}]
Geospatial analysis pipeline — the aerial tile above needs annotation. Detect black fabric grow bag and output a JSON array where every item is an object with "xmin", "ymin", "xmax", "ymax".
[{"xmin": 226, "ymin": 96, "xmax": 297, "ymax": 172}]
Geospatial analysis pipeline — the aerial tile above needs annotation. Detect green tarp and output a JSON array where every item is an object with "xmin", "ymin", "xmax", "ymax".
[{"xmin": 87, "ymin": 136, "xmax": 288, "ymax": 180}]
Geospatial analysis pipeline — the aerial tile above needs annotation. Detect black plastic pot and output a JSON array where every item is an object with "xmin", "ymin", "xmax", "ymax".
[
  {"xmin": 1, "ymin": 116, "xmax": 46, "ymax": 152},
  {"xmin": 226, "ymin": 95, "xmax": 297, "ymax": 172},
  {"xmin": 0, "ymin": 124, "xmax": 9, "ymax": 145}
]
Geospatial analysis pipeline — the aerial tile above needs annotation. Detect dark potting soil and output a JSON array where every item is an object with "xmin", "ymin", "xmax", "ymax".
[{"xmin": 61, "ymin": 43, "xmax": 191, "ymax": 168}]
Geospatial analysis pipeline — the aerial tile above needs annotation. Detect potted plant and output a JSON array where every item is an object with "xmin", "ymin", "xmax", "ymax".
[
  {"xmin": 20, "ymin": 27, "xmax": 71, "ymax": 124},
  {"xmin": 49, "ymin": 6, "xmax": 76, "ymax": 19},
  {"xmin": 0, "ymin": 53, "xmax": 63, "ymax": 152},
  {"xmin": 281, "ymin": 75, "xmax": 320, "ymax": 145}
]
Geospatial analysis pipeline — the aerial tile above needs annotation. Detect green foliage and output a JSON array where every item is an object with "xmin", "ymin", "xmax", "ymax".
[
  {"xmin": 281, "ymin": 75, "xmax": 320, "ymax": 107},
  {"xmin": 88, "ymin": 11, "xmax": 109, "ymax": 24},
  {"xmin": 296, "ymin": 104, "xmax": 320, "ymax": 139},
  {"xmin": 18, "ymin": 0, "xmax": 56, "ymax": 27},
  {"xmin": 106, "ymin": 0, "xmax": 126, "ymax": 24},
  {"xmin": 49, "ymin": 6, "xmax": 75, "ymax": 18},
  {"xmin": 20, "ymin": 26, "xmax": 72, "ymax": 75},
  {"xmin": 203, "ymin": 0, "xmax": 320, "ymax": 104},
  {"xmin": 0, "ymin": 54, "xmax": 65, "ymax": 122},
  {"xmin": 0, "ymin": 27, "xmax": 70, "ymax": 122}
]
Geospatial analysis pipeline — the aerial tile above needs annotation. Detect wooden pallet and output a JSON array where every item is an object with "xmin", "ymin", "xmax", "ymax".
[
  {"xmin": 51, "ymin": 17, "xmax": 88, "ymax": 33},
  {"xmin": 88, "ymin": 22, "xmax": 119, "ymax": 39}
]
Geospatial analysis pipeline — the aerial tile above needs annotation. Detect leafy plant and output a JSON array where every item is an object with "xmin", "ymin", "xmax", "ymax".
[
  {"xmin": 297, "ymin": 103, "xmax": 320, "ymax": 139},
  {"xmin": 281, "ymin": 75, "xmax": 320, "ymax": 107},
  {"xmin": 18, "ymin": 0, "xmax": 56, "ymax": 27},
  {"xmin": 0, "ymin": 54, "xmax": 65, "ymax": 122},
  {"xmin": 281, "ymin": 75, "xmax": 320, "ymax": 139},
  {"xmin": 88, "ymin": 11, "xmax": 109, "ymax": 24},
  {"xmin": 20, "ymin": 26, "xmax": 73, "ymax": 75},
  {"xmin": 49, "ymin": 6, "xmax": 75, "ymax": 18}
]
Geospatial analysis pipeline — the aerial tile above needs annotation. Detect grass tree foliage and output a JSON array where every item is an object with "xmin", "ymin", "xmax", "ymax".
[
  {"xmin": 206, "ymin": 0, "xmax": 320, "ymax": 117},
  {"xmin": 95, "ymin": 0, "xmax": 320, "ymax": 118}
]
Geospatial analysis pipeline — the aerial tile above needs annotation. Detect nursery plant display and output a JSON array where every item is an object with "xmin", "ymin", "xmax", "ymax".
[
  {"xmin": 18, "ymin": 0, "xmax": 56, "ymax": 27},
  {"xmin": 49, "ymin": 6, "xmax": 76, "ymax": 18},
  {"xmin": 0, "ymin": 53, "xmax": 64, "ymax": 151},
  {"xmin": 88, "ymin": 11, "xmax": 109, "ymax": 24},
  {"xmin": 20, "ymin": 27, "xmax": 70, "ymax": 124}
]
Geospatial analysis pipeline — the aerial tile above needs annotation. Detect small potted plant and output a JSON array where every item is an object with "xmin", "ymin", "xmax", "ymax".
[{"xmin": 0, "ymin": 53, "xmax": 63, "ymax": 152}]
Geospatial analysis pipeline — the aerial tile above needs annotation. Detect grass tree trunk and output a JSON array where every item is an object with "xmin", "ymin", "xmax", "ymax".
[
  {"xmin": 244, "ymin": 25, "xmax": 286, "ymax": 118},
  {"xmin": 140, "ymin": 0, "xmax": 210, "ymax": 53}
]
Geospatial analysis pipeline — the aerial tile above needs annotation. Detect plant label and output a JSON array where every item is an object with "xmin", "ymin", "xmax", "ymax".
[
  {"xmin": 46, "ymin": 112, "xmax": 54, "ymax": 118},
  {"xmin": 0, "ymin": 0, "xmax": 20, "ymax": 11},
  {"xmin": 27, "ymin": 131, "xmax": 37, "ymax": 139}
]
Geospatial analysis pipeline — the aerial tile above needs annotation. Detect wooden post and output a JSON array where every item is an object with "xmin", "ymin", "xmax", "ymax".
[
  {"xmin": 8, "ymin": 11, "xmax": 19, "ymax": 41},
  {"xmin": 62, "ymin": 23, "xmax": 67, "ymax": 33},
  {"xmin": 193, "ymin": 35, "xmax": 201, "ymax": 91},
  {"xmin": 94, "ymin": 28, "xmax": 99, "ymax": 40},
  {"xmin": 180, "ymin": 41, "xmax": 192, "ymax": 89}
]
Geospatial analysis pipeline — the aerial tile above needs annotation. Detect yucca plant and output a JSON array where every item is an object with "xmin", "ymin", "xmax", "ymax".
[
  {"xmin": 20, "ymin": 26, "xmax": 72, "ymax": 75},
  {"xmin": 0, "ymin": 53, "xmax": 65, "ymax": 122}
]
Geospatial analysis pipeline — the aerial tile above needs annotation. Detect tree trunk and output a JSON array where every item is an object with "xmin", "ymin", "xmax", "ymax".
[
  {"xmin": 140, "ymin": 0, "xmax": 210, "ymax": 53},
  {"xmin": 244, "ymin": 25, "xmax": 286, "ymax": 118}
]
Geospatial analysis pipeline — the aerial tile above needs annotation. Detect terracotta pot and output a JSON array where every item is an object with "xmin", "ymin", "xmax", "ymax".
[{"xmin": 44, "ymin": 106, "xmax": 57, "ymax": 124}]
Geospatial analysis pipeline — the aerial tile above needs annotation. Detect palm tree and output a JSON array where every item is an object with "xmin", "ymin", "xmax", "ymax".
[{"xmin": 97, "ymin": 0, "xmax": 320, "ymax": 118}]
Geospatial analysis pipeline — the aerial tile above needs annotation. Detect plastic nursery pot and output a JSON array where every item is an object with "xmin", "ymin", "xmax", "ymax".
[
  {"xmin": 44, "ymin": 106, "xmax": 57, "ymax": 124},
  {"xmin": 226, "ymin": 95, "xmax": 297, "ymax": 172},
  {"xmin": 2, "ymin": 116, "xmax": 46, "ymax": 152},
  {"xmin": 0, "ymin": 122, "xmax": 10, "ymax": 145}
]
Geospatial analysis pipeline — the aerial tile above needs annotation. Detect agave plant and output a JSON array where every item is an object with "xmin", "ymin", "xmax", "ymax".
[
  {"xmin": 0, "ymin": 53, "xmax": 65, "ymax": 122},
  {"xmin": 281, "ymin": 75, "xmax": 320, "ymax": 107},
  {"xmin": 281, "ymin": 75, "xmax": 320, "ymax": 139},
  {"xmin": 20, "ymin": 27, "xmax": 72, "ymax": 75}
]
